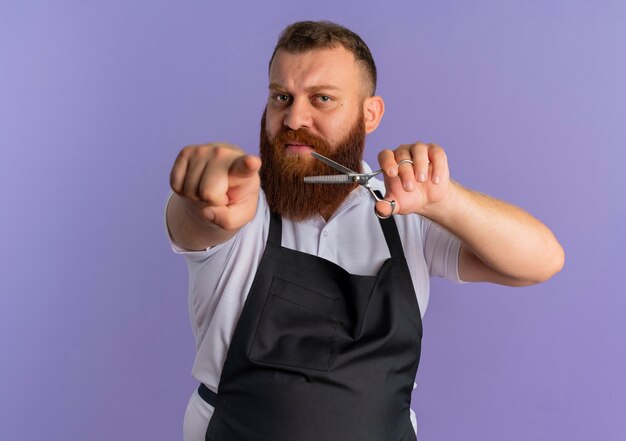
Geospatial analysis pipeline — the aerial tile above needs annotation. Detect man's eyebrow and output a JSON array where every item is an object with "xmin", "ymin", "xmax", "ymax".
[{"xmin": 268, "ymin": 83, "xmax": 342, "ymax": 93}]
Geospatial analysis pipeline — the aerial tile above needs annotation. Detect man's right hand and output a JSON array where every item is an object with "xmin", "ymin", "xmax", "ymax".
[{"xmin": 167, "ymin": 143, "xmax": 261, "ymax": 250}]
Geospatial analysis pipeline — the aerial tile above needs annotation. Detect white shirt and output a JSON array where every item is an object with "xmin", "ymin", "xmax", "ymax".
[{"xmin": 167, "ymin": 169, "xmax": 463, "ymax": 441}]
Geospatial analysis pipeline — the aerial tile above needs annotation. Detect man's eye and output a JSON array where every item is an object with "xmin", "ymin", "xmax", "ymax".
[
  {"xmin": 275, "ymin": 94, "xmax": 290, "ymax": 102},
  {"xmin": 318, "ymin": 95, "xmax": 331, "ymax": 103}
]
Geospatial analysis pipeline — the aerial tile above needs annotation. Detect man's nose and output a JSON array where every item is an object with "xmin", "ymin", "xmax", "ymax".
[{"xmin": 283, "ymin": 98, "xmax": 312, "ymax": 130}]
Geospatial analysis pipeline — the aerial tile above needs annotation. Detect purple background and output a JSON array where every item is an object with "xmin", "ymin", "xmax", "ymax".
[{"xmin": 1, "ymin": 1, "xmax": 625, "ymax": 440}]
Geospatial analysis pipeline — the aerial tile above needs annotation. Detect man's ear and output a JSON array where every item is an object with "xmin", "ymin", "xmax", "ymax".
[{"xmin": 363, "ymin": 95, "xmax": 385, "ymax": 134}]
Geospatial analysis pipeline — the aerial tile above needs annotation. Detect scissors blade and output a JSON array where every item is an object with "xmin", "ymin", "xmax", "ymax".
[
  {"xmin": 304, "ymin": 175, "xmax": 355, "ymax": 184},
  {"xmin": 310, "ymin": 152, "xmax": 356, "ymax": 175}
]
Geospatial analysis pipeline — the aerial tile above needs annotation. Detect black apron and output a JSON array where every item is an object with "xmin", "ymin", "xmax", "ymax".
[{"xmin": 200, "ymin": 212, "xmax": 422, "ymax": 441}]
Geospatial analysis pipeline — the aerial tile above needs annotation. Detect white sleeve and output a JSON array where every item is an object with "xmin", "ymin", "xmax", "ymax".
[{"xmin": 421, "ymin": 216, "xmax": 465, "ymax": 283}]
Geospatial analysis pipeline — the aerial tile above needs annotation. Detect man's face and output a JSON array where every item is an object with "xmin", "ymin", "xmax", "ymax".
[
  {"xmin": 259, "ymin": 47, "xmax": 370, "ymax": 220},
  {"xmin": 265, "ymin": 46, "xmax": 368, "ymax": 156}
]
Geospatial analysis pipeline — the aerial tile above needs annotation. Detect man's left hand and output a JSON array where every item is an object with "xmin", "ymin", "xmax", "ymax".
[{"xmin": 377, "ymin": 142, "xmax": 452, "ymax": 217}]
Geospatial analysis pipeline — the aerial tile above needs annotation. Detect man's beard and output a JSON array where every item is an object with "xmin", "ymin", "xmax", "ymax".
[{"xmin": 259, "ymin": 111, "xmax": 366, "ymax": 221}]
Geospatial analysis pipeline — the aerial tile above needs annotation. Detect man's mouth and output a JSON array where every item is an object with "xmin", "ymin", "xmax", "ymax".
[{"xmin": 285, "ymin": 142, "xmax": 314, "ymax": 155}]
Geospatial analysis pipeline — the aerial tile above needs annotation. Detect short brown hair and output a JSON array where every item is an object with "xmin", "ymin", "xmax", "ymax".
[{"xmin": 269, "ymin": 20, "xmax": 377, "ymax": 95}]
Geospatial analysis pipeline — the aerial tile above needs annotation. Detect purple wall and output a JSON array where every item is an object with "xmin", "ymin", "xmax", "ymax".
[{"xmin": 1, "ymin": 1, "xmax": 624, "ymax": 440}]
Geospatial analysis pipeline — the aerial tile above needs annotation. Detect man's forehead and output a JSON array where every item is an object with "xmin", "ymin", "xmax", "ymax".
[{"xmin": 268, "ymin": 47, "xmax": 360, "ymax": 88}]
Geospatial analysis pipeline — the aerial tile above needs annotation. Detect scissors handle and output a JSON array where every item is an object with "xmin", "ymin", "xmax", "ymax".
[
  {"xmin": 368, "ymin": 159, "xmax": 413, "ymax": 219},
  {"xmin": 367, "ymin": 187, "xmax": 396, "ymax": 219}
]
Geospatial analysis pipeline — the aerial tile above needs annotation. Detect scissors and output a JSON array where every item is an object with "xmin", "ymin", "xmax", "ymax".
[{"xmin": 303, "ymin": 151, "xmax": 413, "ymax": 219}]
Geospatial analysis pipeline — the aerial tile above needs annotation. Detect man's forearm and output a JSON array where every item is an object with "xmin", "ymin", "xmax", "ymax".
[{"xmin": 420, "ymin": 181, "xmax": 565, "ymax": 285}]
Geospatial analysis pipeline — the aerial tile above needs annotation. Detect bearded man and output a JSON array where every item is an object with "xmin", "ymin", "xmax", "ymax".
[{"xmin": 166, "ymin": 20, "xmax": 564, "ymax": 441}]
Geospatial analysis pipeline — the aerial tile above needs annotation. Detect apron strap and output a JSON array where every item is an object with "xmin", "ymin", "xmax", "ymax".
[
  {"xmin": 268, "ymin": 212, "xmax": 282, "ymax": 246},
  {"xmin": 198, "ymin": 383, "xmax": 217, "ymax": 407}
]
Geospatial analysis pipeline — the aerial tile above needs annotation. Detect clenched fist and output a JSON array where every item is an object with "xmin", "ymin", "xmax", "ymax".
[{"xmin": 168, "ymin": 143, "xmax": 261, "ymax": 249}]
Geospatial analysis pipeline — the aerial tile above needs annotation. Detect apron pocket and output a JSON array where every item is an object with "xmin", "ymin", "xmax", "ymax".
[{"xmin": 249, "ymin": 277, "xmax": 338, "ymax": 371}]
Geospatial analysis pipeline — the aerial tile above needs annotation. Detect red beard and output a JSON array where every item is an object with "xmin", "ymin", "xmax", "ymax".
[{"xmin": 259, "ymin": 111, "xmax": 366, "ymax": 221}]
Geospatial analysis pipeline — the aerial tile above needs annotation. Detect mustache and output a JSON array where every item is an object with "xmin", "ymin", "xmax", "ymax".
[{"xmin": 272, "ymin": 127, "xmax": 332, "ymax": 153}]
